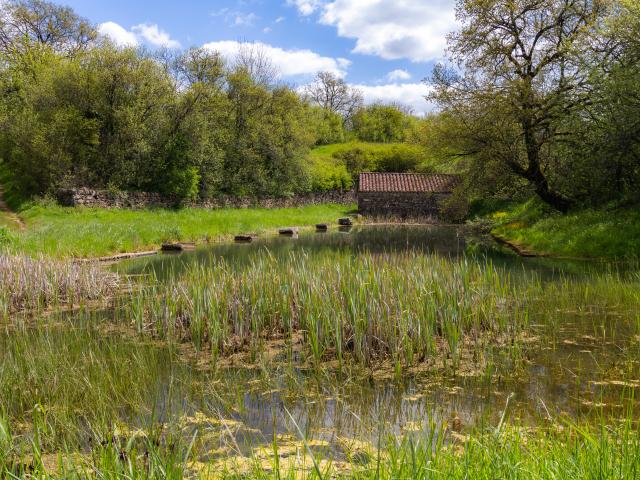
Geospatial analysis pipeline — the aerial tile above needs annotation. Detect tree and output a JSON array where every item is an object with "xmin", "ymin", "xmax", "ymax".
[
  {"xmin": 430, "ymin": 0, "xmax": 613, "ymax": 212},
  {"xmin": 307, "ymin": 106, "xmax": 345, "ymax": 145},
  {"xmin": 352, "ymin": 104, "xmax": 410, "ymax": 143},
  {"xmin": 304, "ymin": 71, "xmax": 363, "ymax": 120},
  {"xmin": 233, "ymin": 43, "xmax": 278, "ymax": 87},
  {"xmin": 0, "ymin": 0, "xmax": 96, "ymax": 58}
]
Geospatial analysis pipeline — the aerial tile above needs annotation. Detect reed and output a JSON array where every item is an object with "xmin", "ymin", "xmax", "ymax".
[
  {"xmin": 0, "ymin": 254, "xmax": 118, "ymax": 315},
  {"xmin": 121, "ymin": 249, "xmax": 640, "ymax": 366}
]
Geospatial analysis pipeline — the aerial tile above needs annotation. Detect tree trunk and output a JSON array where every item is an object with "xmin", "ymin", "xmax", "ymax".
[{"xmin": 521, "ymin": 120, "xmax": 573, "ymax": 213}]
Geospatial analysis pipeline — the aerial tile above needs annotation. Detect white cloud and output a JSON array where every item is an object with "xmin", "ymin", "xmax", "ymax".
[
  {"xmin": 275, "ymin": 16, "xmax": 286, "ymax": 23},
  {"xmin": 286, "ymin": 0, "xmax": 323, "ymax": 16},
  {"xmin": 288, "ymin": 0, "xmax": 456, "ymax": 62},
  {"xmin": 386, "ymin": 69, "xmax": 411, "ymax": 81},
  {"xmin": 98, "ymin": 22, "xmax": 139, "ymax": 47},
  {"xmin": 353, "ymin": 82, "xmax": 434, "ymax": 116},
  {"xmin": 202, "ymin": 40, "xmax": 351, "ymax": 78},
  {"xmin": 131, "ymin": 23, "xmax": 181, "ymax": 48},
  {"xmin": 233, "ymin": 12, "xmax": 259, "ymax": 27},
  {"xmin": 98, "ymin": 22, "xmax": 180, "ymax": 49}
]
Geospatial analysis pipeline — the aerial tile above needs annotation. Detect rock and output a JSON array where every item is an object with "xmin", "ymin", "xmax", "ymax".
[
  {"xmin": 278, "ymin": 227, "xmax": 299, "ymax": 236},
  {"xmin": 338, "ymin": 217, "xmax": 353, "ymax": 226},
  {"xmin": 234, "ymin": 235, "xmax": 255, "ymax": 243},
  {"xmin": 315, "ymin": 223, "xmax": 329, "ymax": 232},
  {"xmin": 161, "ymin": 242, "xmax": 195, "ymax": 252}
]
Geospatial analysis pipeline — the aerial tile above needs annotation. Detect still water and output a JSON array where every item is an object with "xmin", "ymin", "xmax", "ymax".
[{"xmin": 112, "ymin": 226, "xmax": 639, "ymax": 445}]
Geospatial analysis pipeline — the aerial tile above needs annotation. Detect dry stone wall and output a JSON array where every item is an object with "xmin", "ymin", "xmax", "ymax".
[{"xmin": 57, "ymin": 188, "xmax": 356, "ymax": 209}]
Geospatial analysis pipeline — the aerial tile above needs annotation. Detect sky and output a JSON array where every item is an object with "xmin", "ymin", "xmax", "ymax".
[{"xmin": 53, "ymin": 0, "xmax": 458, "ymax": 115}]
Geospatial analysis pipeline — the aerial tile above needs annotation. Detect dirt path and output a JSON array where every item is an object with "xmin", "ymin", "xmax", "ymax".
[{"xmin": 0, "ymin": 186, "xmax": 25, "ymax": 230}]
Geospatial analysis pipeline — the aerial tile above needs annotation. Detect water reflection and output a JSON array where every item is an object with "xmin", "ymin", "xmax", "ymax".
[{"xmin": 117, "ymin": 224, "xmax": 631, "ymax": 282}]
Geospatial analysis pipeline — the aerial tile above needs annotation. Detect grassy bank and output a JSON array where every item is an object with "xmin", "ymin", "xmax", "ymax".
[
  {"xmin": 489, "ymin": 201, "xmax": 640, "ymax": 259},
  {"xmin": 3, "ymin": 413, "xmax": 638, "ymax": 479},
  {"xmin": 0, "ymin": 202, "xmax": 353, "ymax": 258}
]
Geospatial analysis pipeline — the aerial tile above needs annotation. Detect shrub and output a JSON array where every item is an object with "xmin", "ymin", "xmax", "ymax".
[
  {"xmin": 440, "ymin": 188, "xmax": 470, "ymax": 223},
  {"xmin": 160, "ymin": 167, "xmax": 201, "ymax": 202},
  {"xmin": 330, "ymin": 142, "xmax": 427, "ymax": 177}
]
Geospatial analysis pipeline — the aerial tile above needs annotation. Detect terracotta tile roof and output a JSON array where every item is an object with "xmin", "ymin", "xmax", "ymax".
[{"xmin": 358, "ymin": 173, "xmax": 460, "ymax": 193}]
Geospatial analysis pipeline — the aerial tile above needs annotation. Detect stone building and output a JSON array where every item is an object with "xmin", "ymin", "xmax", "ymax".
[{"xmin": 357, "ymin": 172, "xmax": 460, "ymax": 218}]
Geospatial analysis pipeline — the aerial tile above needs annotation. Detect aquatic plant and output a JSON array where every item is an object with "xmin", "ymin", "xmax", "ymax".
[
  {"xmin": 0, "ymin": 254, "xmax": 118, "ymax": 315},
  {"xmin": 122, "ymin": 248, "xmax": 640, "ymax": 367}
]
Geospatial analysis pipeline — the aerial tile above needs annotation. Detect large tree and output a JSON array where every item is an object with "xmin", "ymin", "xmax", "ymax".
[
  {"xmin": 0, "ymin": 0, "xmax": 96, "ymax": 58},
  {"xmin": 430, "ymin": 0, "xmax": 613, "ymax": 211},
  {"xmin": 304, "ymin": 71, "xmax": 363, "ymax": 121}
]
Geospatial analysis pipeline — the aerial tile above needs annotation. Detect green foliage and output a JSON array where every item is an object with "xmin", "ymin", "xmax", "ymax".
[
  {"xmin": 308, "ymin": 106, "xmax": 346, "ymax": 145},
  {"xmin": 332, "ymin": 142, "xmax": 429, "ymax": 176},
  {"xmin": 161, "ymin": 166, "xmax": 201, "ymax": 202},
  {"xmin": 307, "ymin": 142, "xmax": 435, "ymax": 189},
  {"xmin": 439, "ymin": 187, "xmax": 469, "ymax": 223},
  {"xmin": 0, "ymin": 14, "xmax": 318, "ymax": 201},
  {"xmin": 352, "ymin": 104, "xmax": 410, "ymax": 143},
  {"xmin": 307, "ymin": 152, "xmax": 352, "ymax": 191},
  {"xmin": 429, "ymin": 0, "xmax": 640, "ymax": 212}
]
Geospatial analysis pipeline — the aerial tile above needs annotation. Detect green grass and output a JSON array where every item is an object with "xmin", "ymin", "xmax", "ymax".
[
  {"xmin": 2, "ymin": 245, "xmax": 639, "ymax": 478},
  {"xmin": 0, "ymin": 202, "xmax": 353, "ymax": 258},
  {"xmin": 490, "ymin": 201, "xmax": 640, "ymax": 258},
  {"xmin": 3, "ymin": 413, "xmax": 639, "ymax": 479},
  {"xmin": 2, "ymin": 318, "xmax": 639, "ymax": 478}
]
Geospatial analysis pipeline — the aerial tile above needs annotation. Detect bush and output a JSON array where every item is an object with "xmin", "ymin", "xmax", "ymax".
[
  {"xmin": 330, "ymin": 142, "xmax": 427, "ymax": 177},
  {"xmin": 307, "ymin": 151, "xmax": 353, "ymax": 192},
  {"xmin": 160, "ymin": 166, "xmax": 201, "ymax": 202},
  {"xmin": 440, "ymin": 188, "xmax": 470, "ymax": 223},
  {"xmin": 352, "ymin": 104, "xmax": 411, "ymax": 143}
]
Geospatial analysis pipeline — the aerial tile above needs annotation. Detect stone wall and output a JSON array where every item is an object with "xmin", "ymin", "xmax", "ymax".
[
  {"xmin": 57, "ymin": 187, "xmax": 356, "ymax": 209},
  {"xmin": 357, "ymin": 192, "xmax": 451, "ymax": 219}
]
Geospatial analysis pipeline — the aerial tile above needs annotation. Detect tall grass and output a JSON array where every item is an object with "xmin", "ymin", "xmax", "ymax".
[
  {"xmin": 121, "ymin": 249, "xmax": 638, "ymax": 367},
  {"xmin": 0, "ymin": 254, "xmax": 118, "ymax": 315}
]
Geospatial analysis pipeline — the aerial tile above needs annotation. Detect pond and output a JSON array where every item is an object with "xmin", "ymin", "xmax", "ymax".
[
  {"xmin": 118, "ymin": 226, "xmax": 639, "ymax": 434},
  {"xmin": 3, "ymin": 225, "xmax": 639, "ymax": 473}
]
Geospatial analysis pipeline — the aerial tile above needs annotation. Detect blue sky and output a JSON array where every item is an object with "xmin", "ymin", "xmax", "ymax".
[{"xmin": 55, "ymin": 0, "xmax": 458, "ymax": 114}]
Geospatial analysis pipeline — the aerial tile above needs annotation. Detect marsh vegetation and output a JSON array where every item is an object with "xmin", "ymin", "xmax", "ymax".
[{"xmin": 2, "ymin": 226, "xmax": 640, "ymax": 478}]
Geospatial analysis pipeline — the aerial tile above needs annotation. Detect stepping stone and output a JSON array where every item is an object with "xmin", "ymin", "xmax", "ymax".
[
  {"xmin": 338, "ymin": 217, "xmax": 353, "ymax": 226},
  {"xmin": 316, "ymin": 223, "xmax": 329, "ymax": 232},
  {"xmin": 161, "ymin": 242, "xmax": 195, "ymax": 252},
  {"xmin": 234, "ymin": 235, "xmax": 255, "ymax": 243},
  {"xmin": 278, "ymin": 227, "xmax": 299, "ymax": 236}
]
